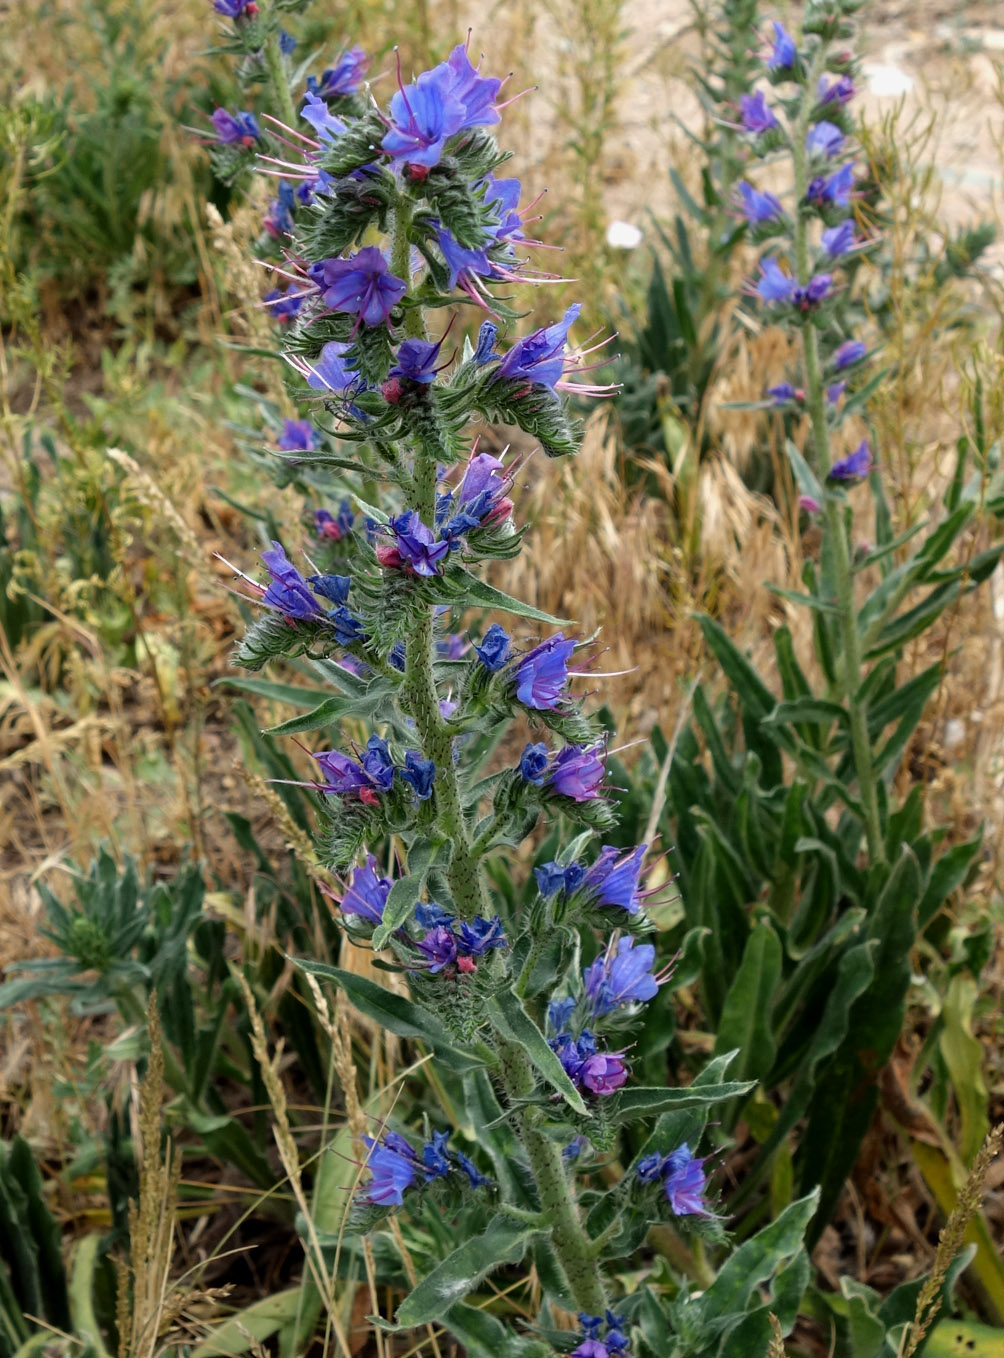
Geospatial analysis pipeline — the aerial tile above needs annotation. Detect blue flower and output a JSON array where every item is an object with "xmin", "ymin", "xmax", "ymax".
[
  {"xmin": 818, "ymin": 74, "xmax": 855, "ymax": 106},
  {"xmin": 308, "ymin": 47, "xmax": 369, "ymax": 99},
  {"xmin": 279, "ymin": 29, "xmax": 296, "ymax": 54},
  {"xmin": 213, "ymin": 0, "xmax": 257, "ymax": 15},
  {"xmin": 415, "ymin": 924, "xmax": 458, "ymax": 972},
  {"xmin": 496, "ymin": 305, "xmax": 580, "ymax": 390},
  {"xmin": 331, "ymin": 607, "xmax": 366, "ymax": 646},
  {"xmin": 421, "ymin": 1130, "xmax": 452, "ymax": 1179},
  {"xmin": 519, "ymin": 742, "xmax": 550, "ymax": 784},
  {"xmin": 736, "ymin": 181, "xmax": 784, "ymax": 225},
  {"xmin": 832, "ymin": 339, "xmax": 866, "ymax": 370},
  {"xmin": 300, "ymin": 90, "xmax": 346, "ymax": 143},
  {"xmin": 636, "ymin": 1153, "xmax": 664, "ymax": 1183},
  {"xmin": 315, "ymin": 501, "xmax": 355, "ymax": 540},
  {"xmin": 755, "ymin": 258, "xmax": 795, "ymax": 303},
  {"xmin": 389, "ymin": 512, "xmax": 450, "ymax": 576},
  {"xmin": 512, "ymin": 633, "xmax": 576, "ymax": 709},
  {"xmin": 442, "ymin": 43, "xmax": 502, "ymax": 127},
  {"xmin": 308, "ymin": 573, "xmax": 350, "ymax": 605},
  {"xmin": 822, "ymin": 220, "xmax": 857, "ymax": 256},
  {"xmin": 381, "ymin": 64, "xmax": 465, "ymax": 168},
  {"xmin": 341, "ymin": 855, "xmax": 392, "ymax": 924},
  {"xmin": 389, "ymin": 337, "xmax": 443, "ymax": 384},
  {"xmin": 766, "ymin": 383, "xmax": 802, "ymax": 405},
  {"xmin": 305, "ymin": 341, "xmax": 360, "ymax": 394},
  {"xmin": 361, "ymin": 734, "xmax": 396, "ymax": 791},
  {"xmin": 767, "ymin": 20, "xmax": 797, "ymax": 71},
  {"xmin": 362, "ymin": 1133, "xmax": 419, "ymax": 1205},
  {"xmin": 806, "ymin": 161, "xmax": 855, "ymax": 209},
  {"xmin": 278, "ymin": 419, "xmax": 316, "ymax": 452},
  {"xmin": 547, "ymin": 746, "xmax": 607, "ymax": 802},
  {"xmin": 547, "ymin": 996, "xmax": 577, "ymax": 1032},
  {"xmin": 309, "ymin": 248, "xmax": 407, "ymax": 327},
  {"xmin": 583, "ymin": 845, "xmax": 647, "ymax": 914},
  {"xmin": 473, "ymin": 320, "xmax": 499, "ymax": 364},
  {"xmin": 828, "ymin": 440, "xmax": 871, "ymax": 483},
  {"xmin": 583, "ymin": 936, "xmax": 660, "ymax": 1016},
  {"xmin": 454, "ymin": 1150, "xmax": 491, "ymax": 1187},
  {"xmin": 264, "ymin": 181, "xmax": 296, "ymax": 238},
  {"xmin": 261, "ymin": 543, "xmax": 321, "ymax": 620},
  {"xmin": 401, "ymin": 751, "xmax": 436, "ymax": 800},
  {"xmin": 663, "ymin": 1144, "xmax": 710, "ymax": 1216},
  {"xmin": 457, "ymin": 915, "xmax": 507, "ymax": 955},
  {"xmin": 312, "ymin": 748, "xmax": 373, "ymax": 796},
  {"xmin": 806, "ymin": 121, "xmax": 845, "ymax": 157},
  {"xmin": 211, "ymin": 108, "xmax": 260, "ymax": 146},
  {"xmin": 263, "ymin": 283, "xmax": 303, "ymax": 324},
  {"xmin": 562, "ymin": 1136, "xmax": 588, "ymax": 1163},
  {"xmin": 535, "ymin": 861, "xmax": 570, "ymax": 897},
  {"xmin": 739, "ymin": 90, "xmax": 778, "ymax": 133},
  {"xmin": 415, "ymin": 902, "xmax": 453, "ymax": 929},
  {"xmin": 473, "ymin": 623, "xmax": 511, "ymax": 671}
]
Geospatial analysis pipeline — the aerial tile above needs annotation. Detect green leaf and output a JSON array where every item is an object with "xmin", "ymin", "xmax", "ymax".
[
  {"xmin": 265, "ymin": 694, "xmax": 361, "ymax": 736},
  {"xmin": 918, "ymin": 833, "xmax": 982, "ymax": 928},
  {"xmin": 697, "ymin": 615, "xmax": 775, "ymax": 721},
  {"xmin": 784, "ymin": 438, "xmax": 823, "ymax": 504},
  {"xmin": 294, "ymin": 961, "xmax": 485, "ymax": 1074},
  {"xmin": 191, "ymin": 1289, "xmax": 306, "ymax": 1358},
  {"xmin": 764, "ymin": 698, "xmax": 849, "ymax": 730},
  {"xmin": 488, "ymin": 989, "xmax": 588, "ymax": 1114},
  {"xmin": 217, "ymin": 676, "xmax": 333, "ymax": 707},
  {"xmin": 450, "ymin": 567, "xmax": 572, "ymax": 626},
  {"xmin": 605, "ymin": 1080, "xmax": 755, "ymax": 1124},
  {"xmin": 714, "ymin": 919, "xmax": 782, "ymax": 1086},
  {"xmin": 395, "ymin": 1219, "xmax": 538, "ymax": 1326}
]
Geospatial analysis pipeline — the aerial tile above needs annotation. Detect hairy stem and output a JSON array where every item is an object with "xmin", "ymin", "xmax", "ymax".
[
  {"xmin": 791, "ymin": 56, "xmax": 885, "ymax": 865},
  {"xmin": 497, "ymin": 1039, "xmax": 607, "ymax": 1313},
  {"xmin": 262, "ymin": 28, "xmax": 297, "ymax": 134}
]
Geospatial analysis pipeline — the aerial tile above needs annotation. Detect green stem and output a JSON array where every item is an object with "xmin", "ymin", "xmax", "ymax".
[
  {"xmin": 497, "ymin": 1039, "xmax": 607, "ymax": 1313},
  {"xmin": 791, "ymin": 54, "xmax": 885, "ymax": 866},
  {"xmin": 262, "ymin": 28, "xmax": 297, "ymax": 134},
  {"xmin": 513, "ymin": 909, "xmax": 551, "ymax": 998}
]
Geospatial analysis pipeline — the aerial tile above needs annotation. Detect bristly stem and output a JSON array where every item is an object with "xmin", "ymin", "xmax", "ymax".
[
  {"xmin": 262, "ymin": 26, "xmax": 297, "ymax": 136},
  {"xmin": 791, "ymin": 49, "xmax": 885, "ymax": 866}
]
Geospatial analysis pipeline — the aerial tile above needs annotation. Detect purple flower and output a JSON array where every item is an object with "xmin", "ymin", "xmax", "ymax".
[
  {"xmin": 548, "ymin": 996, "xmax": 578, "ymax": 1032},
  {"xmin": 309, "ymin": 247, "xmax": 406, "ymax": 327},
  {"xmin": 313, "ymin": 749, "xmax": 373, "ymax": 797},
  {"xmin": 300, "ymin": 91, "xmax": 347, "ymax": 144},
  {"xmin": 278, "ymin": 419, "xmax": 316, "ymax": 452},
  {"xmin": 663, "ymin": 1144, "xmax": 710, "ymax": 1216},
  {"xmin": 636, "ymin": 1153, "xmax": 664, "ymax": 1183},
  {"xmin": 806, "ymin": 121, "xmax": 845, "ymax": 157},
  {"xmin": 736, "ymin": 181, "xmax": 784, "ymax": 225},
  {"xmin": 261, "ymin": 543, "xmax": 321, "ymax": 619},
  {"xmin": 415, "ymin": 902, "xmax": 453, "ymax": 929},
  {"xmin": 305, "ymin": 341, "xmax": 359, "ymax": 394},
  {"xmin": 535, "ymin": 861, "xmax": 573, "ymax": 897},
  {"xmin": 213, "ymin": 0, "xmax": 257, "ymax": 17},
  {"xmin": 829, "ymin": 439, "xmax": 872, "ymax": 483},
  {"xmin": 833, "ymin": 339, "xmax": 866, "ymax": 370},
  {"xmin": 519, "ymin": 742, "xmax": 550, "ymax": 784},
  {"xmin": 827, "ymin": 382, "xmax": 846, "ymax": 405},
  {"xmin": 263, "ymin": 283, "xmax": 303, "ymax": 324},
  {"xmin": 739, "ymin": 90, "xmax": 778, "ymax": 133},
  {"xmin": 308, "ymin": 47, "xmax": 370, "ymax": 99},
  {"xmin": 279, "ymin": 29, "xmax": 296, "ymax": 54},
  {"xmin": 800, "ymin": 494, "xmax": 822, "ymax": 515},
  {"xmin": 822, "ymin": 220, "xmax": 856, "ymax": 256},
  {"xmin": 766, "ymin": 383, "xmax": 802, "ymax": 405},
  {"xmin": 796, "ymin": 273, "xmax": 833, "ymax": 308},
  {"xmin": 571, "ymin": 1343, "xmax": 610, "ymax": 1358},
  {"xmin": 341, "ymin": 855, "xmax": 392, "ymax": 924},
  {"xmin": 818, "ymin": 74, "xmax": 855, "ymax": 106},
  {"xmin": 443, "ymin": 43, "xmax": 502, "ymax": 127},
  {"xmin": 362, "ymin": 1133, "xmax": 418, "ymax": 1205},
  {"xmin": 211, "ymin": 108, "xmax": 260, "ymax": 146},
  {"xmin": 563, "ymin": 1136, "xmax": 588, "ymax": 1163},
  {"xmin": 583, "ymin": 844, "xmax": 647, "ymax": 913},
  {"xmin": 579, "ymin": 1051, "xmax": 629, "ymax": 1095},
  {"xmin": 496, "ymin": 305, "xmax": 581, "ymax": 390},
  {"xmin": 315, "ymin": 501, "xmax": 355, "ymax": 540},
  {"xmin": 400, "ymin": 751, "xmax": 436, "ymax": 800},
  {"xmin": 767, "ymin": 20, "xmax": 797, "ymax": 71},
  {"xmin": 473, "ymin": 623, "xmax": 511, "ymax": 671},
  {"xmin": 548, "ymin": 746, "xmax": 606, "ymax": 802},
  {"xmin": 756, "ymin": 258, "xmax": 795, "ymax": 304},
  {"xmin": 454, "ymin": 1150, "xmax": 491, "ymax": 1188},
  {"xmin": 381, "ymin": 64, "xmax": 465, "ymax": 168},
  {"xmin": 512, "ymin": 633, "xmax": 576, "ymax": 709},
  {"xmin": 389, "ymin": 337, "xmax": 443, "ymax": 384},
  {"xmin": 460, "ymin": 452, "xmax": 505, "ymax": 506},
  {"xmin": 389, "ymin": 511, "xmax": 450, "ymax": 576},
  {"xmin": 583, "ymin": 936, "xmax": 659, "ymax": 1016},
  {"xmin": 456, "ymin": 915, "xmax": 507, "ymax": 955},
  {"xmin": 806, "ymin": 162, "xmax": 855, "ymax": 209},
  {"xmin": 415, "ymin": 924, "xmax": 458, "ymax": 972}
]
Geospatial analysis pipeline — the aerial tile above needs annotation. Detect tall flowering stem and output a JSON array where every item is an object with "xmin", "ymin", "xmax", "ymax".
[{"xmin": 218, "ymin": 25, "xmax": 743, "ymax": 1350}]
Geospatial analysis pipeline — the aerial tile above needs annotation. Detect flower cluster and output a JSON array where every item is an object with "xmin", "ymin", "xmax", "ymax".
[
  {"xmin": 362, "ymin": 1129, "xmax": 490, "ymax": 1207},
  {"xmin": 313, "ymin": 735, "xmax": 434, "ymax": 804},
  {"xmin": 571, "ymin": 1312, "xmax": 632, "ymax": 1358},
  {"xmin": 636, "ymin": 1143, "xmax": 711, "ymax": 1218},
  {"xmin": 739, "ymin": 25, "xmax": 876, "ymax": 487}
]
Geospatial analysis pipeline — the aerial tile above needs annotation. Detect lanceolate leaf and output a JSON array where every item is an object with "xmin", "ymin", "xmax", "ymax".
[
  {"xmin": 370, "ymin": 839, "xmax": 439, "ymax": 949},
  {"xmin": 714, "ymin": 919, "xmax": 782, "ymax": 1088},
  {"xmin": 605, "ymin": 1081, "xmax": 756, "ymax": 1125},
  {"xmin": 449, "ymin": 567, "xmax": 572, "ymax": 626},
  {"xmin": 395, "ymin": 1219, "xmax": 539, "ymax": 1326}
]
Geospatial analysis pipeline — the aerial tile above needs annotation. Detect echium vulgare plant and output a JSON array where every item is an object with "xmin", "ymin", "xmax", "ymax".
[{"xmin": 213, "ymin": 11, "xmax": 822, "ymax": 1356}]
